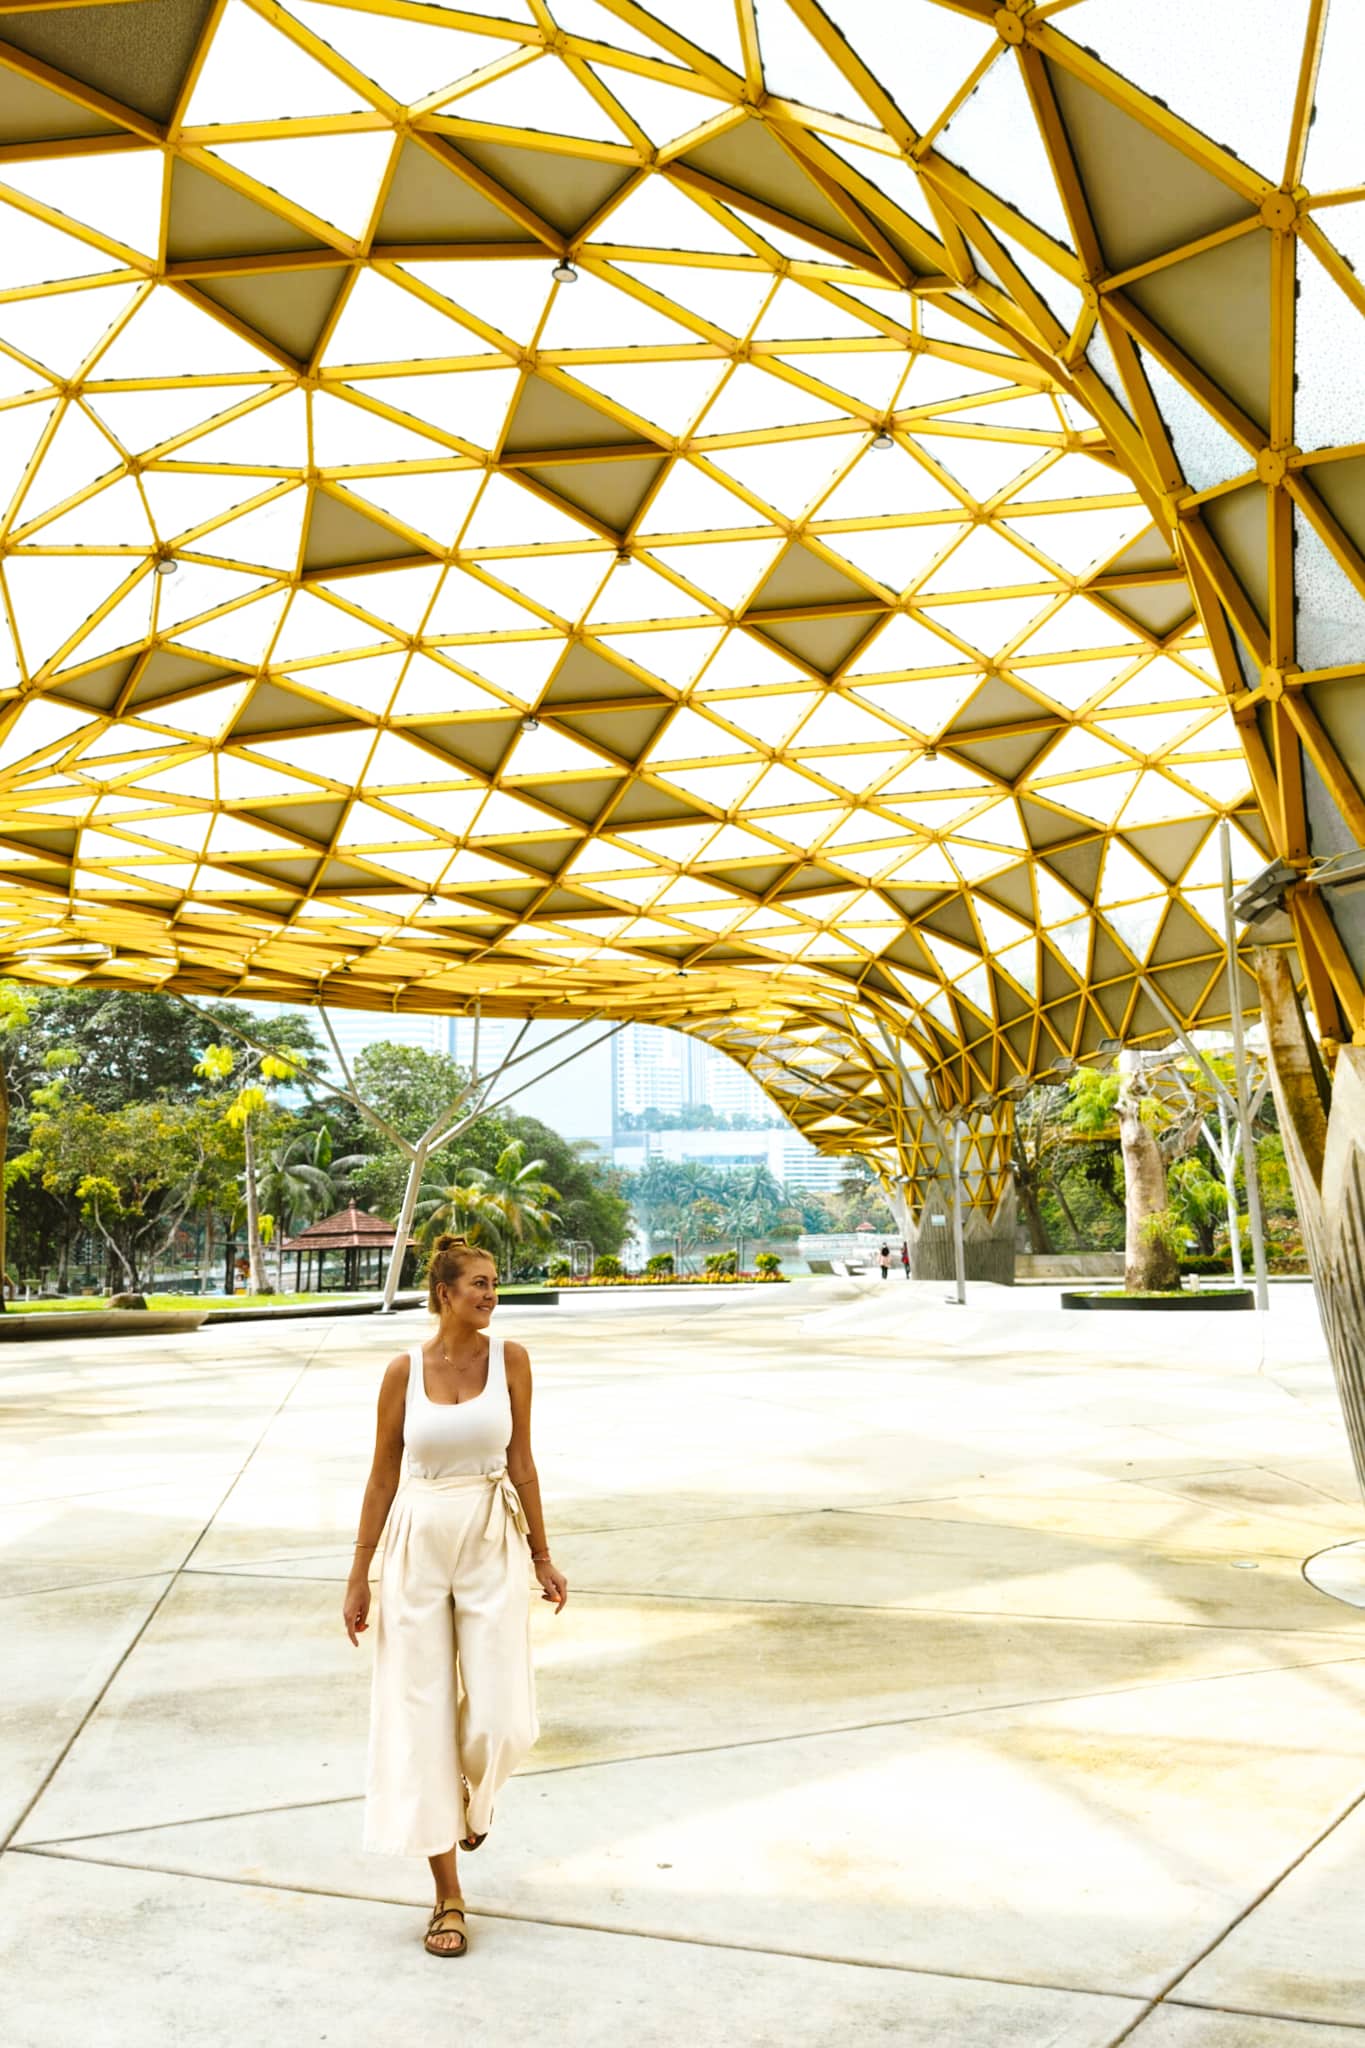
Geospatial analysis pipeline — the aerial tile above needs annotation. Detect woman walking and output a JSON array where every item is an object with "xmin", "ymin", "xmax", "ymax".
[{"xmin": 343, "ymin": 1234, "xmax": 567, "ymax": 1957}]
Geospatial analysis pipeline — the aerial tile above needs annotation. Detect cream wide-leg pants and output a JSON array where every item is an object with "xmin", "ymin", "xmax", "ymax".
[{"xmin": 364, "ymin": 1470, "xmax": 539, "ymax": 1858}]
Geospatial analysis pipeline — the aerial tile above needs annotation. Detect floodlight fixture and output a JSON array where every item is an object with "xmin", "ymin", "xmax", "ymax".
[
  {"xmin": 921, "ymin": 743, "xmax": 937, "ymax": 761},
  {"xmin": 1232, "ymin": 857, "xmax": 1298, "ymax": 926},
  {"xmin": 551, "ymin": 259, "xmax": 578, "ymax": 283},
  {"xmin": 418, "ymin": 893, "xmax": 440, "ymax": 913},
  {"xmin": 871, "ymin": 429, "xmax": 895, "ymax": 451},
  {"xmin": 153, "ymin": 555, "xmax": 179, "ymax": 576},
  {"xmin": 1312, "ymin": 847, "xmax": 1365, "ymax": 891},
  {"xmin": 1098, "ymin": 1035, "xmax": 1122, "ymax": 1053},
  {"xmin": 521, "ymin": 714, "xmax": 540, "ymax": 732}
]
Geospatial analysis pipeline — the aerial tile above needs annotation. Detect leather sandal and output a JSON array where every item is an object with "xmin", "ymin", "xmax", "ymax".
[
  {"xmin": 459, "ymin": 1777, "xmax": 490, "ymax": 1851},
  {"xmin": 424, "ymin": 1898, "xmax": 468, "ymax": 1957}
]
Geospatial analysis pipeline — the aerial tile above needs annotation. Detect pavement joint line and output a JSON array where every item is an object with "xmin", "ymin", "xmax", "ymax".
[
  {"xmin": 22, "ymin": 1641, "xmax": 1365, "ymax": 1856},
  {"xmin": 2, "ymin": 1843, "xmax": 1153, "ymax": 2004},
  {"xmin": 0, "ymin": 1569, "xmax": 184, "ymax": 1606},
  {"xmin": 818, "ymin": 1502, "xmax": 1354, "ymax": 1562},
  {"xmin": 1108, "ymin": 1776, "xmax": 1365, "ymax": 2036},
  {"xmin": 1, "ymin": 1325, "xmax": 337, "ymax": 1856},
  {"xmin": 516, "ymin": 1581, "xmax": 1365, "ymax": 1635},
  {"xmin": 0, "ymin": 1473, "xmax": 278, "ymax": 1511},
  {"xmin": 1097, "ymin": 1996, "xmax": 1160, "ymax": 2045},
  {"xmin": 1241, "ymin": 1462, "xmax": 1365, "ymax": 1509},
  {"xmin": 1163, "ymin": 1995, "xmax": 1365, "ymax": 2032},
  {"xmin": 165, "ymin": 1567, "xmax": 1365, "ymax": 1648},
  {"xmin": 14, "ymin": 1791, "xmax": 375, "ymax": 1847}
]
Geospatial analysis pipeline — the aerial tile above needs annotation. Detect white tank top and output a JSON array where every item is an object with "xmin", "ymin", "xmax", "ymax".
[{"xmin": 403, "ymin": 1334, "xmax": 512, "ymax": 1479}]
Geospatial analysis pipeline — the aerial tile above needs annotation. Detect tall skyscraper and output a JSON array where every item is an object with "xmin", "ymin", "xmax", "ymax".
[
  {"xmin": 612, "ymin": 1023, "xmax": 685, "ymax": 1118},
  {"xmin": 612, "ymin": 1024, "xmax": 780, "ymax": 1126}
]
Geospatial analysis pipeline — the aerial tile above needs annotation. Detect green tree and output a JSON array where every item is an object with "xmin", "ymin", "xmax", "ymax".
[
  {"xmin": 256, "ymin": 1125, "xmax": 366, "ymax": 1289},
  {"xmin": 1167, "ymin": 1153, "xmax": 1228, "ymax": 1258},
  {"xmin": 0, "ymin": 983, "xmax": 33, "ymax": 1305},
  {"xmin": 712, "ymin": 1163, "xmax": 786, "ymax": 1269},
  {"xmin": 340, "ymin": 1042, "xmax": 480, "ymax": 1217},
  {"xmin": 196, "ymin": 1043, "xmax": 300, "ymax": 1293},
  {"xmin": 27, "ymin": 1091, "xmax": 221, "ymax": 1292},
  {"xmin": 501, "ymin": 1114, "xmax": 629, "ymax": 1266},
  {"xmin": 1065, "ymin": 1057, "xmax": 1213, "ymax": 1289},
  {"xmin": 11, "ymin": 989, "xmax": 321, "ymax": 1112},
  {"xmin": 419, "ymin": 1138, "xmax": 560, "ymax": 1277}
]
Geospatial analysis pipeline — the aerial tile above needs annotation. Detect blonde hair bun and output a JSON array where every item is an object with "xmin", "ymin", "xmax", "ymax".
[{"xmin": 425, "ymin": 1232, "xmax": 495, "ymax": 1311}]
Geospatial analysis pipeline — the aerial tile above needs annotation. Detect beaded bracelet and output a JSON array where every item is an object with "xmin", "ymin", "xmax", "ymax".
[{"xmin": 530, "ymin": 1549, "xmax": 551, "ymax": 1563}]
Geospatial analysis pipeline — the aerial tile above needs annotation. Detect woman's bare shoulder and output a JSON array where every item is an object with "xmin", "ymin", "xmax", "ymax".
[
  {"xmin": 504, "ymin": 1338, "xmax": 531, "ymax": 1374},
  {"xmin": 380, "ymin": 1350, "xmax": 413, "ymax": 1391}
]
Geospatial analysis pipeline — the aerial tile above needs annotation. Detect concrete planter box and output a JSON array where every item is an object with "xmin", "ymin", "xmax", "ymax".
[
  {"xmin": 0, "ymin": 1309, "xmax": 207, "ymax": 1339},
  {"xmin": 1018, "ymin": 1252, "xmax": 1124, "ymax": 1282},
  {"xmin": 1061, "ymin": 1289, "xmax": 1254, "ymax": 1313}
]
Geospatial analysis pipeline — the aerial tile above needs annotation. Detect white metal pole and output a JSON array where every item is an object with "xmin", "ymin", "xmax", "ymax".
[
  {"xmin": 381, "ymin": 1137, "xmax": 427, "ymax": 1312},
  {"xmin": 1217, "ymin": 1098, "xmax": 1245, "ymax": 1285},
  {"xmin": 1220, "ymin": 818, "xmax": 1270, "ymax": 1314},
  {"xmin": 950, "ymin": 1122, "xmax": 966, "ymax": 1306}
]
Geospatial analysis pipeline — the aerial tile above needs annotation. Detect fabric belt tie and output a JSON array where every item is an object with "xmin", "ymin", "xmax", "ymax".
[{"xmin": 406, "ymin": 1467, "xmax": 530, "ymax": 1545}]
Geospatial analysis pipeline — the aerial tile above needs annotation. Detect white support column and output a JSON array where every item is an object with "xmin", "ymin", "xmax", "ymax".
[
  {"xmin": 381, "ymin": 1136, "xmax": 428, "ymax": 1311},
  {"xmin": 950, "ymin": 1122, "xmax": 966, "ymax": 1306},
  {"xmin": 1216, "ymin": 1099, "xmax": 1245, "ymax": 1286},
  {"xmin": 1221, "ymin": 819, "xmax": 1270, "ymax": 1314}
]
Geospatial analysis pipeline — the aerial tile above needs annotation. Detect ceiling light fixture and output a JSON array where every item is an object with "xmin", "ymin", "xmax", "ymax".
[
  {"xmin": 551, "ymin": 260, "xmax": 578, "ymax": 284},
  {"xmin": 418, "ymin": 893, "xmax": 440, "ymax": 913},
  {"xmin": 153, "ymin": 555, "xmax": 179, "ymax": 576},
  {"xmin": 921, "ymin": 744, "xmax": 937, "ymax": 761},
  {"xmin": 871, "ymin": 429, "xmax": 895, "ymax": 451},
  {"xmin": 615, "ymin": 547, "xmax": 631, "ymax": 566},
  {"xmin": 521, "ymin": 714, "xmax": 540, "ymax": 733}
]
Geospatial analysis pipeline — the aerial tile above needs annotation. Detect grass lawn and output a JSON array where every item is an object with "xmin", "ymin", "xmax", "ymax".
[
  {"xmin": 7, "ymin": 1290, "xmax": 366, "ymax": 1313},
  {"xmin": 7, "ymin": 1282, "xmax": 555, "ymax": 1314}
]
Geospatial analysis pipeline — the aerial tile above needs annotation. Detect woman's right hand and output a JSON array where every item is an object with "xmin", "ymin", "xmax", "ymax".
[{"xmin": 343, "ymin": 1578, "xmax": 371, "ymax": 1646}]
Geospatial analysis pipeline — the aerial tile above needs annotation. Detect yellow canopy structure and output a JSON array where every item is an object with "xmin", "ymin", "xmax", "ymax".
[{"xmin": 0, "ymin": 0, "xmax": 1358, "ymax": 1192}]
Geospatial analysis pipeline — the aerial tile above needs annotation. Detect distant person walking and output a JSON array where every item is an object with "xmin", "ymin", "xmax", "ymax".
[
  {"xmin": 343, "ymin": 1235, "xmax": 568, "ymax": 1959},
  {"xmin": 901, "ymin": 1239, "xmax": 911, "ymax": 1280},
  {"xmin": 879, "ymin": 1242, "xmax": 891, "ymax": 1280}
]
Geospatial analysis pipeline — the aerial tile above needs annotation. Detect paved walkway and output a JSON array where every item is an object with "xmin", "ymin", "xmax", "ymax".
[{"xmin": 3, "ymin": 1281, "xmax": 1365, "ymax": 2046}]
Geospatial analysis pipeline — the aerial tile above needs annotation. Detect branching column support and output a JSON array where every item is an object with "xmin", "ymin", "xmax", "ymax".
[
  {"xmin": 1252, "ymin": 949, "xmax": 1365, "ymax": 1503},
  {"xmin": 175, "ymin": 996, "xmax": 627, "ymax": 1312}
]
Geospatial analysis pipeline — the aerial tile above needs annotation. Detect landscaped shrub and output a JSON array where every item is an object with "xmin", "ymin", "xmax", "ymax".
[
  {"xmin": 547, "ymin": 1258, "xmax": 571, "ymax": 1281},
  {"xmin": 704, "ymin": 1249, "xmax": 738, "ymax": 1275},
  {"xmin": 1178, "ymin": 1254, "xmax": 1231, "ymax": 1278},
  {"xmin": 645, "ymin": 1252, "xmax": 674, "ymax": 1276},
  {"xmin": 592, "ymin": 1253, "xmax": 624, "ymax": 1279},
  {"xmin": 754, "ymin": 1252, "xmax": 782, "ymax": 1279},
  {"xmin": 552, "ymin": 1270, "xmax": 780, "ymax": 1288}
]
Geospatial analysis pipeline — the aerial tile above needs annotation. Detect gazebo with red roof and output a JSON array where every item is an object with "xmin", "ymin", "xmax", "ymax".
[{"xmin": 281, "ymin": 1203, "xmax": 415, "ymax": 1295}]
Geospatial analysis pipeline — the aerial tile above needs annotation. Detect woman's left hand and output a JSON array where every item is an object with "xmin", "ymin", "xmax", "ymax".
[{"xmin": 535, "ymin": 1558, "xmax": 568, "ymax": 1612}]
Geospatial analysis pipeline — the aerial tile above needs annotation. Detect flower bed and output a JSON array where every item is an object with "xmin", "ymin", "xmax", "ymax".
[{"xmin": 555, "ymin": 1271, "xmax": 787, "ymax": 1287}]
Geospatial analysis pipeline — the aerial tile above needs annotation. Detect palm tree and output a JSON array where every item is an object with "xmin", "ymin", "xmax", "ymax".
[
  {"xmin": 256, "ymin": 1127, "xmax": 366, "ymax": 1291},
  {"xmin": 419, "ymin": 1138, "xmax": 559, "ymax": 1278},
  {"xmin": 674, "ymin": 1158, "xmax": 719, "ymax": 1206},
  {"xmin": 714, "ymin": 1185, "xmax": 764, "ymax": 1273}
]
